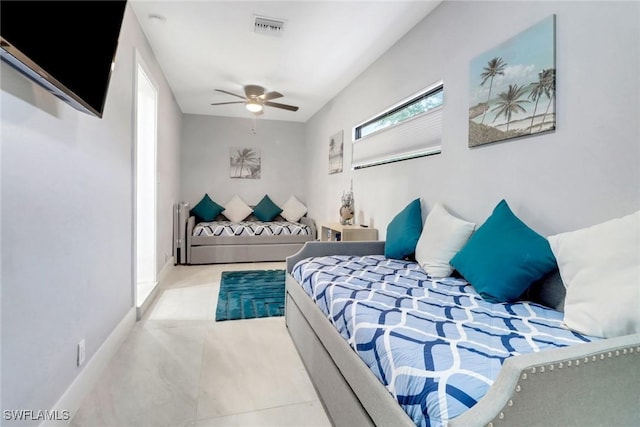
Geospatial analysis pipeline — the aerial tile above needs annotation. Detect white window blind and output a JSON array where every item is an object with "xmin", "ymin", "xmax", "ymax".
[{"xmin": 352, "ymin": 81, "xmax": 443, "ymax": 169}]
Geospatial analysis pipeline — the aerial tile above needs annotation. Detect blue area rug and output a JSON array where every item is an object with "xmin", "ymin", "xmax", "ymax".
[{"xmin": 215, "ymin": 269, "xmax": 286, "ymax": 321}]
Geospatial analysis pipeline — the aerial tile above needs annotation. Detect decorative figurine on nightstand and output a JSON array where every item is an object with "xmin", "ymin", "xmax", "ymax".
[{"xmin": 339, "ymin": 180, "xmax": 354, "ymax": 225}]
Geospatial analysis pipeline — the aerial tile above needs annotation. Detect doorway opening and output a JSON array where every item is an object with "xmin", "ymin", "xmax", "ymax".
[{"xmin": 134, "ymin": 53, "xmax": 158, "ymax": 316}]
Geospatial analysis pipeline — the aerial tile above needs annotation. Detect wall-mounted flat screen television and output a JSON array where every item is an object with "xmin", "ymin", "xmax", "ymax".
[{"xmin": 0, "ymin": 0, "xmax": 128, "ymax": 118}]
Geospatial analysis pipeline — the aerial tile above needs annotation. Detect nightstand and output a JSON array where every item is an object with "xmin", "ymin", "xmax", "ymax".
[{"xmin": 320, "ymin": 223, "xmax": 378, "ymax": 242}]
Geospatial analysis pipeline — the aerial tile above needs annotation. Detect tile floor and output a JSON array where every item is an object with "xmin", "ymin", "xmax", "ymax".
[{"xmin": 71, "ymin": 262, "xmax": 332, "ymax": 427}]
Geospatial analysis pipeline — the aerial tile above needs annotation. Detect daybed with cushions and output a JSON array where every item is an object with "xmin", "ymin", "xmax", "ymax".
[
  {"xmin": 176, "ymin": 194, "xmax": 316, "ymax": 264},
  {"xmin": 285, "ymin": 199, "xmax": 640, "ymax": 426}
]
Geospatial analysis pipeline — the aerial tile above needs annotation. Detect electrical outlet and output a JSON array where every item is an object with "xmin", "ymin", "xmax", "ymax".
[{"xmin": 77, "ymin": 339, "xmax": 86, "ymax": 367}]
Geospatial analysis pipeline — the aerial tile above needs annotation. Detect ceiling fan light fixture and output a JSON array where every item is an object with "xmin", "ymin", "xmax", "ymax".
[
  {"xmin": 246, "ymin": 100, "xmax": 263, "ymax": 113},
  {"xmin": 212, "ymin": 85, "xmax": 298, "ymax": 113}
]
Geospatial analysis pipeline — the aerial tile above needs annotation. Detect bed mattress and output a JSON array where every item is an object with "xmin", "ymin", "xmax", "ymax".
[
  {"xmin": 193, "ymin": 220, "xmax": 311, "ymax": 237},
  {"xmin": 292, "ymin": 255, "xmax": 598, "ymax": 427}
]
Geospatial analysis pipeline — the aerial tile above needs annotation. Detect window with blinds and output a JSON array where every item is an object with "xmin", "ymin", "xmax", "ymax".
[{"xmin": 352, "ymin": 81, "xmax": 443, "ymax": 169}]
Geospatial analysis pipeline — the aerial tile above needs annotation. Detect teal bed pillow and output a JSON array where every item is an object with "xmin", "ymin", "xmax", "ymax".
[
  {"xmin": 450, "ymin": 199, "xmax": 557, "ymax": 303},
  {"xmin": 384, "ymin": 198, "xmax": 423, "ymax": 260},
  {"xmin": 190, "ymin": 193, "xmax": 224, "ymax": 222},
  {"xmin": 253, "ymin": 195, "xmax": 283, "ymax": 222}
]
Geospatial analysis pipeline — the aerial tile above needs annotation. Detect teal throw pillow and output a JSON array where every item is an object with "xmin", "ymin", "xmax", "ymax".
[
  {"xmin": 384, "ymin": 198, "xmax": 423, "ymax": 260},
  {"xmin": 450, "ymin": 199, "xmax": 557, "ymax": 303},
  {"xmin": 253, "ymin": 195, "xmax": 283, "ymax": 222},
  {"xmin": 190, "ymin": 193, "xmax": 224, "ymax": 222}
]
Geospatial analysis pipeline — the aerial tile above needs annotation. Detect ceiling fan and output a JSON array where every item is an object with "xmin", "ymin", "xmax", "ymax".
[{"xmin": 211, "ymin": 84, "xmax": 299, "ymax": 114}]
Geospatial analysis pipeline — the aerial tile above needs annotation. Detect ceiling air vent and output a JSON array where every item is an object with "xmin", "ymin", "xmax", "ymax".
[{"xmin": 253, "ymin": 15, "xmax": 285, "ymax": 36}]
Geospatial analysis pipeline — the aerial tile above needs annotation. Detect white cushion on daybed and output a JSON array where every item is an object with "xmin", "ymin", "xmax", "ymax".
[
  {"xmin": 222, "ymin": 195, "xmax": 253, "ymax": 223},
  {"xmin": 415, "ymin": 203, "xmax": 476, "ymax": 278},
  {"xmin": 280, "ymin": 195, "xmax": 307, "ymax": 222},
  {"xmin": 548, "ymin": 210, "xmax": 640, "ymax": 338}
]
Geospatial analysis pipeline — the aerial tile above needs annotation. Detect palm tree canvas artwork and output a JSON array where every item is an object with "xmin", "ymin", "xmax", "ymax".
[
  {"xmin": 328, "ymin": 130, "xmax": 344, "ymax": 174},
  {"xmin": 469, "ymin": 15, "xmax": 556, "ymax": 147},
  {"xmin": 230, "ymin": 147, "xmax": 261, "ymax": 179}
]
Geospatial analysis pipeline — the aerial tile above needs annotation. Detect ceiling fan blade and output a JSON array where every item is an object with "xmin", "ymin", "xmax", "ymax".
[
  {"xmin": 214, "ymin": 89, "xmax": 246, "ymax": 100},
  {"xmin": 260, "ymin": 91, "xmax": 283, "ymax": 101},
  {"xmin": 210, "ymin": 101, "xmax": 245, "ymax": 106},
  {"xmin": 264, "ymin": 101, "xmax": 299, "ymax": 112}
]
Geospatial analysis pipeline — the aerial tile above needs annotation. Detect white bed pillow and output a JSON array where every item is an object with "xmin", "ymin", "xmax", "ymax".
[
  {"xmin": 415, "ymin": 203, "xmax": 476, "ymax": 278},
  {"xmin": 280, "ymin": 195, "xmax": 307, "ymax": 223},
  {"xmin": 222, "ymin": 195, "xmax": 253, "ymax": 223},
  {"xmin": 548, "ymin": 210, "xmax": 640, "ymax": 338}
]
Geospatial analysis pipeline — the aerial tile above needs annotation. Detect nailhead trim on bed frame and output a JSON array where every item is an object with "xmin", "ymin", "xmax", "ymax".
[{"xmin": 485, "ymin": 345, "xmax": 640, "ymax": 427}]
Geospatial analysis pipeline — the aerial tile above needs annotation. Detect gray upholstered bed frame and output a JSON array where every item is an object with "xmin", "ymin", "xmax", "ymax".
[
  {"xmin": 285, "ymin": 241, "xmax": 640, "ymax": 427},
  {"xmin": 174, "ymin": 202, "xmax": 317, "ymax": 265}
]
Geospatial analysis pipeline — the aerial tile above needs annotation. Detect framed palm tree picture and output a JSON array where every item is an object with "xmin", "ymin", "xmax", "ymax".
[
  {"xmin": 328, "ymin": 130, "xmax": 344, "ymax": 174},
  {"xmin": 469, "ymin": 15, "xmax": 556, "ymax": 147},
  {"xmin": 230, "ymin": 147, "xmax": 261, "ymax": 179}
]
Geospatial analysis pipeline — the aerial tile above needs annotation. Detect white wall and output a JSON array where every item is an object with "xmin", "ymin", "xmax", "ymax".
[
  {"xmin": 181, "ymin": 115, "xmax": 306, "ymax": 208},
  {"xmin": 0, "ymin": 4, "xmax": 181, "ymax": 423},
  {"xmin": 153, "ymin": 53, "xmax": 182, "ymax": 274},
  {"xmin": 304, "ymin": 1, "xmax": 640, "ymax": 238}
]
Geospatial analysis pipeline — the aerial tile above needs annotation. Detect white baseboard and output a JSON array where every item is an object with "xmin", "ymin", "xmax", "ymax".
[
  {"xmin": 40, "ymin": 308, "xmax": 136, "ymax": 427},
  {"xmin": 136, "ymin": 257, "xmax": 174, "ymax": 320},
  {"xmin": 158, "ymin": 256, "xmax": 174, "ymax": 284}
]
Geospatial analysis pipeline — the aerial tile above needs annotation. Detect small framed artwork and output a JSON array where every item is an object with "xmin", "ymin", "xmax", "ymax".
[
  {"xmin": 328, "ymin": 130, "xmax": 344, "ymax": 174},
  {"xmin": 230, "ymin": 147, "xmax": 261, "ymax": 179},
  {"xmin": 469, "ymin": 14, "xmax": 556, "ymax": 147}
]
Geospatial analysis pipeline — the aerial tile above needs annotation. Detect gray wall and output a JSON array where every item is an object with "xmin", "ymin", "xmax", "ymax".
[
  {"xmin": 181, "ymin": 115, "xmax": 307, "ymax": 208},
  {"xmin": 304, "ymin": 1, "xmax": 640, "ymax": 238},
  {"xmin": 0, "ymin": 4, "xmax": 182, "ymax": 422},
  {"xmin": 155, "ymin": 62, "xmax": 183, "ymax": 272}
]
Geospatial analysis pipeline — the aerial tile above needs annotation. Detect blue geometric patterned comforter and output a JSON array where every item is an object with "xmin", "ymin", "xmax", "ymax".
[{"xmin": 292, "ymin": 255, "xmax": 597, "ymax": 427}]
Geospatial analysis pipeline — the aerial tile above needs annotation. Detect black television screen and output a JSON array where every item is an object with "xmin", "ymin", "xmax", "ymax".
[{"xmin": 1, "ymin": 0, "xmax": 127, "ymax": 118}]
